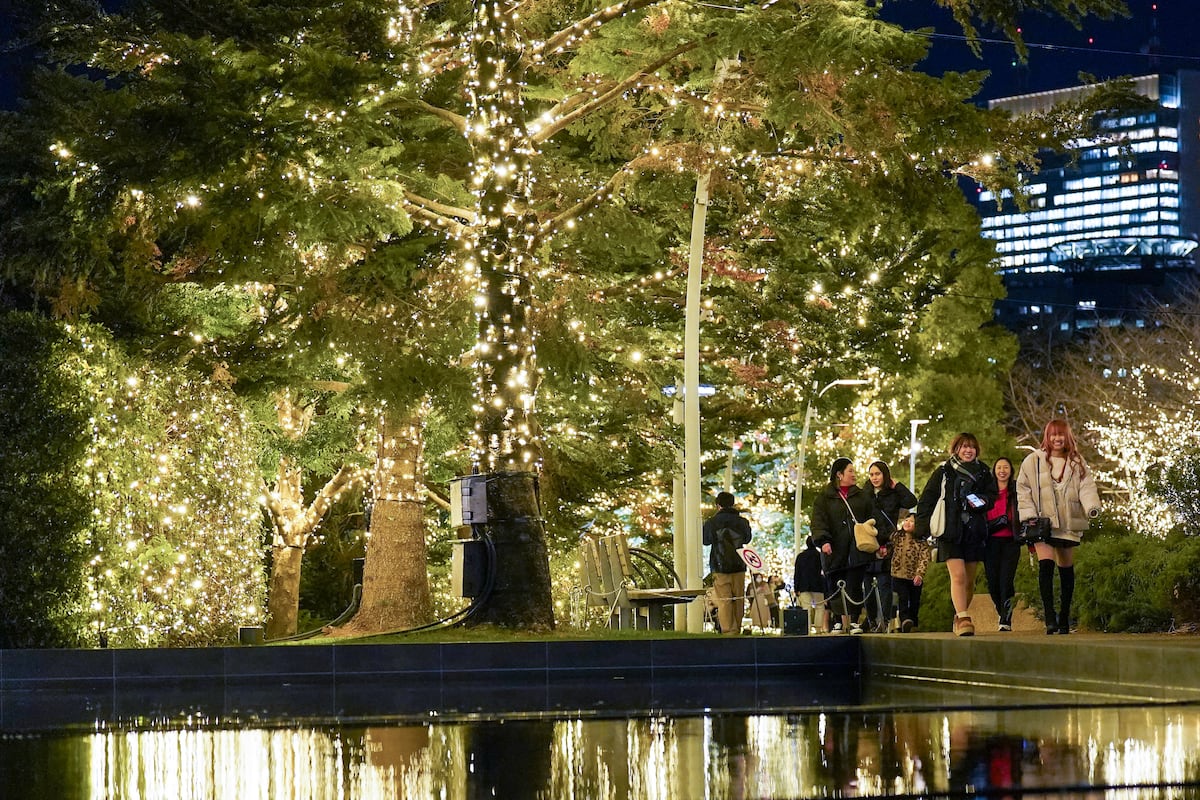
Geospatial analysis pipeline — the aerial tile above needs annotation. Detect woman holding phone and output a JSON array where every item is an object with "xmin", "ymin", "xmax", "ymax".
[{"xmin": 914, "ymin": 432, "xmax": 996, "ymax": 636}]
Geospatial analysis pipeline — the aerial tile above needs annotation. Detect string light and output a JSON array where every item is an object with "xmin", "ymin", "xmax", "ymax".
[{"xmin": 67, "ymin": 326, "xmax": 266, "ymax": 648}]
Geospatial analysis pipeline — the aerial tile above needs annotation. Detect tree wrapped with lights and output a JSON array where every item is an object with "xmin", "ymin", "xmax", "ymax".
[
  {"xmin": 1, "ymin": 3, "xmax": 475, "ymax": 633},
  {"xmin": 0, "ymin": 313, "xmax": 92, "ymax": 648},
  {"xmin": 0, "ymin": 313, "xmax": 266, "ymax": 647},
  {"xmin": 72, "ymin": 328, "xmax": 267, "ymax": 647}
]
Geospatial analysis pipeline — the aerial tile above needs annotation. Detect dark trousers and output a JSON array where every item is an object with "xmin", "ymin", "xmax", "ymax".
[
  {"xmin": 984, "ymin": 535, "xmax": 1022, "ymax": 625},
  {"xmin": 863, "ymin": 569, "xmax": 893, "ymax": 629},
  {"xmin": 829, "ymin": 564, "xmax": 867, "ymax": 620},
  {"xmin": 894, "ymin": 578, "xmax": 923, "ymax": 627}
]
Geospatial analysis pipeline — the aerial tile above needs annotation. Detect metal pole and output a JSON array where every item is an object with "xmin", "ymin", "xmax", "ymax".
[
  {"xmin": 794, "ymin": 378, "xmax": 869, "ymax": 553},
  {"xmin": 683, "ymin": 171, "xmax": 710, "ymax": 633},
  {"xmin": 792, "ymin": 392, "xmax": 816, "ymax": 554},
  {"xmin": 909, "ymin": 418, "xmax": 929, "ymax": 492},
  {"xmin": 672, "ymin": 390, "xmax": 687, "ymax": 630}
]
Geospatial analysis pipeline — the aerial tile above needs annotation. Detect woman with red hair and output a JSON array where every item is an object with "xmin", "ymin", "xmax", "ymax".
[{"xmin": 1016, "ymin": 419, "xmax": 1102, "ymax": 634}]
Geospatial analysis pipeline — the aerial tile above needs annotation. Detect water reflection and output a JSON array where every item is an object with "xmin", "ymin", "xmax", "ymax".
[{"xmin": 3, "ymin": 705, "xmax": 1200, "ymax": 798}]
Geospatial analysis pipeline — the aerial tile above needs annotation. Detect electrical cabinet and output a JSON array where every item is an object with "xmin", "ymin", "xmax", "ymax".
[{"xmin": 451, "ymin": 539, "xmax": 487, "ymax": 597}]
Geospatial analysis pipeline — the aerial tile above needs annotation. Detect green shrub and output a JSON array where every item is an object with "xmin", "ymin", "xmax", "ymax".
[
  {"xmin": 891, "ymin": 521, "xmax": 1200, "ymax": 634},
  {"xmin": 0, "ymin": 313, "xmax": 91, "ymax": 647},
  {"xmin": 1071, "ymin": 523, "xmax": 1193, "ymax": 632}
]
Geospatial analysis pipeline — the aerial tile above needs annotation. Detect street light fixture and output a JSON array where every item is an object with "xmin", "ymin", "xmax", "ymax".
[
  {"xmin": 793, "ymin": 378, "xmax": 871, "ymax": 553},
  {"xmin": 909, "ymin": 419, "xmax": 930, "ymax": 492}
]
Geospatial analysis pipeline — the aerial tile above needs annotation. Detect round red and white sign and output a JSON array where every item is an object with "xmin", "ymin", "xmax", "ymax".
[{"xmin": 738, "ymin": 546, "xmax": 764, "ymax": 572}]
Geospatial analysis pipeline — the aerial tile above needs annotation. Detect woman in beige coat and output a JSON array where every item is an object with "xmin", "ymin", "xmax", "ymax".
[{"xmin": 1016, "ymin": 420, "xmax": 1102, "ymax": 634}]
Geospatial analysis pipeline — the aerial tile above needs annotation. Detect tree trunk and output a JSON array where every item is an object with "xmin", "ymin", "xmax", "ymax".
[
  {"xmin": 265, "ymin": 545, "xmax": 304, "ymax": 638},
  {"xmin": 332, "ymin": 412, "xmax": 433, "ymax": 634},
  {"xmin": 262, "ymin": 390, "xmax": 359, "ymax": 638},
  {"xmin": 456, "ymin": 0, "xmax": 556, "ymax": 629},
  {"xmin": 464, "ymin": 471, "xmax": 555, "ymax": 629}
]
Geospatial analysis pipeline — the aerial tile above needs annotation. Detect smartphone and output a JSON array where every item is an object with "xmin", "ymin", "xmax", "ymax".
[{"xmin": 965, "ymin": 493, "xmax": 986, "ymax": 509}]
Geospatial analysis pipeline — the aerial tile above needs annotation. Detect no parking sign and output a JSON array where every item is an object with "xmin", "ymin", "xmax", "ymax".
[{"xmin": 738, "ymin": 546, "xmax": 764, "ymax": 573}]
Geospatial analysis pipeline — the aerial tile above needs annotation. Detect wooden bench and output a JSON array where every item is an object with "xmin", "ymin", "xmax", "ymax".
[{"xmin": 579, "ymin": 533, "xmax": 703, "ymax": 630}]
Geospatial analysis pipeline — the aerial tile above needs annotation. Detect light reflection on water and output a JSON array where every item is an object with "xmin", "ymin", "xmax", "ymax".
[{"xmin": 3, "ymin": 704, "xmax": 1200, "ymax": 799}]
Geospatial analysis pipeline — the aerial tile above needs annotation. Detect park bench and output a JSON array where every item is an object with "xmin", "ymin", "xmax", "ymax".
[{"xmin": 579, "ymin": 532, "xmax": 703, "ymax": 630}]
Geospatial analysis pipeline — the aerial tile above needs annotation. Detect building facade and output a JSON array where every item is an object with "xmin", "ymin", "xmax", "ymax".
[{"xmin": 973, "ymin": 72, "xmax": 1200, "ymax": 335}]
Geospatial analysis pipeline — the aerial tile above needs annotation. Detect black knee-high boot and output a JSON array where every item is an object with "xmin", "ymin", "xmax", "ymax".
[
  {"xmin": 1038, "ymin": 559, "xmax": 1057, "ymax": 633},
  {"xmin": 1058, "ymin": 565, "xmax": 1075, "ymax": 634}
]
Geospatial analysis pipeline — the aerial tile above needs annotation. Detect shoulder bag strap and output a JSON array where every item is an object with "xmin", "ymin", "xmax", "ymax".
[
  {"xmin": 1033, "ymin": 456, "xmax": 1043, "ymax": 516},
  {"xmin": 840, "ymin": 492, "xmax": 861, "ymax": 524},
  {"xmin": 877, "ymin": 505, "xmax": 895, "ymax": 530}
]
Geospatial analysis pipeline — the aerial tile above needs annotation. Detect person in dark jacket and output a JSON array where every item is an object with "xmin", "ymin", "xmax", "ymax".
[
  {"xmin": 793, "ymin": 536, "xmax": 828, "ymax": 633},
  {"xmin": 914, "ymin": 433, "xmax": 996, "ymax": 637},
  {"xmin": 984, "ymin": 456, "xmax": 1022, "ymax": 631},
  {"xmin": 702, "ymin": 491, "xmax": 753, "ymax": 635},
  {"xmin": 811, "ymin": 458, "xmax": 882, "ymax": 634},
  {"xmin": 863, "ymin": 460, "xmax": 918, "ymax": 631}
]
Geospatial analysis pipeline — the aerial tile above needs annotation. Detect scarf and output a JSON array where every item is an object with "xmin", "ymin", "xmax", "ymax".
[{"xmin": 947, "ymin": 454, "xmax": 985, "ymax": 483}]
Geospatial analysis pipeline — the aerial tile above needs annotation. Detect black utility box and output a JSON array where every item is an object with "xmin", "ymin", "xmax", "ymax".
[{"xmin": 783, "ymin": 606, "xmax": 808, "ymax": 635}]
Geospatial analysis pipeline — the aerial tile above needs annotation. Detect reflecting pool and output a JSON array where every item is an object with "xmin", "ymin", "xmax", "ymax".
[{"xmin": 4, "ymin": 703, "xmax": 1200, "ymax": 799}]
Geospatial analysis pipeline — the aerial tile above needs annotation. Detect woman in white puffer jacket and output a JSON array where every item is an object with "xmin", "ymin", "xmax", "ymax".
[{"xmin": 1016, "ymin": 419, "xmax": 1102, "ymax": 635}]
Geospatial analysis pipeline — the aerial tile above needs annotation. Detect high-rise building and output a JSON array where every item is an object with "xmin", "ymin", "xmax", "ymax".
[{"xmin": 972, "ymin": 72, "xmax": 1200, "ymax": 335}]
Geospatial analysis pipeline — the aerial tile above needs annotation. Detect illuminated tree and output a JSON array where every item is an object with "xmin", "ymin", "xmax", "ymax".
[
  {"xmin": 0, "ymin": 313, "xmax": 91, "ymax": 648},
  {"xmin": 1007, "ymin": 287, "xmax": 1200, "ymax": 537},
  {"xmin": 0, "ymin": 313, "xmax": 266, "ymax": 647}
]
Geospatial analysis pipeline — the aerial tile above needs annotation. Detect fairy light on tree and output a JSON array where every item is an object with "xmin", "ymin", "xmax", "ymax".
[
  {"xmin": 464, "ymin": 0, "xmax": 542, "ymax": 474},
  {"xmin": 66, "ymin": 325, "xmax": 266, "ymax": 648}
]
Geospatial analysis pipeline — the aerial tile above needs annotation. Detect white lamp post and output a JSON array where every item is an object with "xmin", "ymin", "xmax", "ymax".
[
  {"xmin": 909, "ymin": 419, "xmax": 929, "ymax": 492},
  {"xmin": 792, "ymin": 378, "xmax": 870, "ymax": 553}
]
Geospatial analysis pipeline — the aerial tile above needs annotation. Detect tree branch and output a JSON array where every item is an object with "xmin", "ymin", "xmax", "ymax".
[
  {"xmin": 298, "ymin": 465, "xmax": 361, "ymax": 540},
  {"xmin": 533, "ymin": 39, "xmax": 702, "ymax": 143},
  {"xmin": 405, "ymin": 97, "xmax": 468, "ymax": 133},
  {"xmin": 524, "ymin": 0, "xmax": 668, "ymax": 66},
  {"xmin": 401, "ymin": 196, "xmax": 470, "ymax": 238},
  {"xmin": 259, "ymin": 477, "xmax": 290, "ymax": 542},
  {"xmin": 537, "ymin": 164, "xmax": 633, "ymax": 242},
  {"xmin": 404, "ymin": 190, "xmax": 477, "ymax": 223},
  {"xmin": 423, "ymin": 484, "xmax": 452, "ymax": 511}
]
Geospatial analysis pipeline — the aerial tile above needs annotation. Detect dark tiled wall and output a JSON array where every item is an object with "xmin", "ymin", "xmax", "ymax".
[{"xmin": 0, "ymin": 637, "xmax": 860, "ymax": 732}]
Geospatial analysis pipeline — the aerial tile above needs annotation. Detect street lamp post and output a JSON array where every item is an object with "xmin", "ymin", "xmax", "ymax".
[
  {"xmin": 793, "ymin": 378, "xmax": 870, "ymax": 553},
  {"xmin": 909, "ymin": 419, "xmax": 930, "ymax": 492}
]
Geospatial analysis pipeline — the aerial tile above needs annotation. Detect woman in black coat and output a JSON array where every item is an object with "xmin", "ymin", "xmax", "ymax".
[
  {"xmin": 863, "ymin": 460, "xmax": 919, "ymax": 631},
  {"xmin": 914, "ymin": 433, "xmax": 996, "ymax": 637},
  {"xmin": 811, "ymin": 457, "xmax": 882, "ymax": 634}
]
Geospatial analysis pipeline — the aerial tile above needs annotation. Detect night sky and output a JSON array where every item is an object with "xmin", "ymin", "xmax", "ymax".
[
  {"xmin": 0, "ymin": 1, "xmax": 1198, "ymax": 107},
  {"xmin": 882, "ymin": 0, "xmax": 1200, "ymax": 100}
]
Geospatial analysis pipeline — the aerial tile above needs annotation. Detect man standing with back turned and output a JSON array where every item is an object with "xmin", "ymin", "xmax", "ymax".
[{"xmin": 703, "ymin": 491, "xmax": 753, "ymax": 635}]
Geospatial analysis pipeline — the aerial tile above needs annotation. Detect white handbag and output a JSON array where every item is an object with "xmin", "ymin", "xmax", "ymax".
[{"xmin": 928, "ymin": 473, "xmax": 948, "ymax": 540}]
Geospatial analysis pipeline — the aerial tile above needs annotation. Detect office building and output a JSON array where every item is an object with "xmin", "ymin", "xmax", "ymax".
[{"xmin": 972, "ymin": 72, "xmax": 1200, "ymax": 334}]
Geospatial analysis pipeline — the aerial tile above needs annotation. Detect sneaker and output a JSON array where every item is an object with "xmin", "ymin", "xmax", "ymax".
[
  {"xmin": 832, "ymin": 622, "xmax": 843, "ymax": 633},
  {"xmin": 953, "ymin": 616, "xmax": 975, "ymax": 637},
  {"xmin": 998, "ymin": 623, "xmax": 1012, "ymax": 632},
  {"xmin": 849, "ymin": 623, "xmax": 864, "ymax": 635},
  {"xmin": 900, "ymin": 619, "xmax": 914, "ymax": 633}
]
